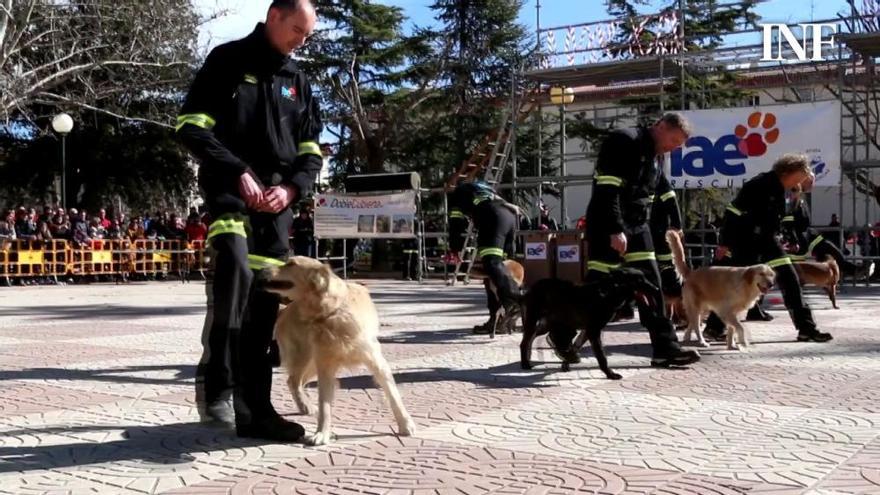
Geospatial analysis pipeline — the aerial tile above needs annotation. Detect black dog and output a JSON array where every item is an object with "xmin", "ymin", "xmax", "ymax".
[{"xmin": 520, "ymin": 268, "xmax": 661, "ymax": 379}]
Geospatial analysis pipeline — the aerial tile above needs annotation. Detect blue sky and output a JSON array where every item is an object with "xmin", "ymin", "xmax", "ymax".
[{"xmin": 197, "ymin": 0, "xmax": 851, "ymax": 51}]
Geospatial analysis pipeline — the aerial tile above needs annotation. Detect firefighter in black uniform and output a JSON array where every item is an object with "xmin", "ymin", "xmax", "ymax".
[
  {"xmin": 400, "ymin": 238, "xmax": 420, "ymax": 280},
  {"xmin": 568, "ymin": 113, "xmax": 701, "ymax": 368},
  {"xmin": 178, "ymin": 0, "xmax": 322, "ymax": 442},
  {"xmin": 703, "ymin": 154, "xmax": 833, "ymax": 343},
  {"xmin": 614, "ymin": 172, "xmax": 683, "ymax": 324},
  {"xmin": 446, "ymin": 181, "xmax": 521, "ymax": 334},
  {"xmin": 650, "ymin": 172, "xmax": 684, "ymax": 313},
  {"xmin": 782, "ymin": 175, "xmax": 874, "ymax": 278},
  {"xmin": 291, "ymin": 207, "xmax": 315, "ymax": 257}
]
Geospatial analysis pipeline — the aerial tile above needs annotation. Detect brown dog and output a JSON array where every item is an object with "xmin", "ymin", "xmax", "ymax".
[
  {"xmin": 794, "ymin": 257, "xmax": 840, "ymax": 309},
  {"xmin": 482, "ymin": 259, "xmax": 525, "ymax": 337}
]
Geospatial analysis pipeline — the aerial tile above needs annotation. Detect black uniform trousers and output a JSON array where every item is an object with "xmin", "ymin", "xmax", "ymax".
[
  {"xmin": 706, "ymin": 237, "xmax": 817, "ymax": 333},
  {"xmin": 401, "ymin": 239, "xmax": 420, "ymax": 280},
  {"xmin": 473, "ymin": 200, "xmax": 519, "ymax": 307},
  {"xmin": 293, "ymin": 240, "xmax": 313, "ymax": 257},
  {"xmin": 196, "ymin": 194, "xmax": 293, "ymax": 426},
  {"xmin": 582, "ymin": 225, "xmax": 681, "ymax": 358}
]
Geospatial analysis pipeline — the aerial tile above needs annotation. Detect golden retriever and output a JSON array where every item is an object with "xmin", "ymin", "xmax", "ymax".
[
  {"xmin": 666, "ymin": 231, "xmax": 776, "ymax": 350},
  {"xmin": 794, "ymin": 257, "xmax": 840, "ymax": 309},
  {"xmin": 266, "ymin": 256, "xmax": 415, "ymax": 445}
]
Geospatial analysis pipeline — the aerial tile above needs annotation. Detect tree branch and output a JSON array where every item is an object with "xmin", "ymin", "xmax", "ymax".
[
  {"xmin": 0, "ymin": 0, "xmax": 13, "ymax": 55},
  {"xmin": 20, "ymin": 44, "xmax": 110, "ymax": 79},
  {"xmin": 26, "ymin": 59, "xmax": 187, "ymax": 97},
  {"xmin": 36, "ymin": 92, "xmax": 173, "ymax": 128},
  {"xmin": 6, "ymin": 0, "xmax": 36, "ymax": 63}
]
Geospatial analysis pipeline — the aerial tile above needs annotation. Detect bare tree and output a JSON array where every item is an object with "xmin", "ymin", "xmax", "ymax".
[
  {"xmin": 328, "ymin": 52, "xmax": 447, "ymax": 173},
  {"xmin": 0, "ymin": 0, "xmax": 206, "ymax": 127}
]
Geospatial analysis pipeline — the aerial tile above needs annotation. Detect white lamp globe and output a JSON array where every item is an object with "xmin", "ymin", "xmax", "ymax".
[
  {"xmin": 52, "ymin": 113, "xmax": 74, "ymax": 134},
  {"xmin": 549, "ymin": 86, "xmax": 575, "ymax": 105}
]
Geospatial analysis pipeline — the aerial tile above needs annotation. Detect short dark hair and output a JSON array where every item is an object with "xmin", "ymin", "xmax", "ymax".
[
  {"xmin": 270, "ymin": 0, "xmax": 303, "ymax": 12},
  {"xmin": 656, "ymin": 112, "xmax": 693, "ymax": 137}
]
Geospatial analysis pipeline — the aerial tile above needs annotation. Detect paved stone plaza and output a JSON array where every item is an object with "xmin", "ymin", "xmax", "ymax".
[{"xmin": 1, "ymin": 279, "xmax": 879, "ymax": 494}]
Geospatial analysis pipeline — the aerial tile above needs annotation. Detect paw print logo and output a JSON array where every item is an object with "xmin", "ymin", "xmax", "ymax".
[
  {"xmin": 735, "ymin": 112, "xmax": 780, "ymax": 157},
  {"xmin": 811, "ymin": 156, "xmax": 828, "ymax": 180}
]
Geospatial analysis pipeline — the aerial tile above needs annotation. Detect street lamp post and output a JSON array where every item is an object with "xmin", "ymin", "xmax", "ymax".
[
  {"xmin": 549, "ymin": 86, "xmax": 574, "ymax": 228},
  {"xmin": 51, "ymin": 113, "xmax": 74, "ymax": 209}
]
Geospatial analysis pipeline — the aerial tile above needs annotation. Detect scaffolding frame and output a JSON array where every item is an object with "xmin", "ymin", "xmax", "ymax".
[{"xmin": 501, "ymin": 3, "xmax": 880, "ymax": 282}]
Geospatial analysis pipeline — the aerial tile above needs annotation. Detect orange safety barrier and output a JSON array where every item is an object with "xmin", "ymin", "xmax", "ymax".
[
  {"xmin": 133, "ymin": 239, "xmax": 173, "ymax": 276},
  {"xmin": 0, "ymin": 238, "xmax": 235, "ymax": 281},
  {"xmin": 69, "ymin": 239, "xmax": 121, "ymax": 276},
  {"xmin": 1, "ymin": 239, "xmax": 70, "ymax": 278}
]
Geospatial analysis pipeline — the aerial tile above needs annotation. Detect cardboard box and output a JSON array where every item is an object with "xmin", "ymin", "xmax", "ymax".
[
  {"xmin": 554, "ymin": 232, "xmax": 584, "ymax": 283},
  {"xmin": 523, "ymin": 232, "xmax": 553, "ymax": 287}
]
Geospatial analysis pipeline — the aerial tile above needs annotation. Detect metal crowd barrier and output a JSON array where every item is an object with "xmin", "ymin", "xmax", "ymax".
[{"xmin": 0, "ymin": 238, "xmax": 210, "ymax": 283}]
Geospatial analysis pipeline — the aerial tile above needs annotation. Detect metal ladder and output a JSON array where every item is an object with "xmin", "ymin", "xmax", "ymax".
[{"xmin": 447, "ymin": 99, "xmax": 533, "ymax": 285}]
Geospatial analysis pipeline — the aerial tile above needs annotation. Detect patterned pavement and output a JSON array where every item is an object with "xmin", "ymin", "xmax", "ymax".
[{"xmin": 1, "ymin": 279, "xmax": 879, "ymax": 494}]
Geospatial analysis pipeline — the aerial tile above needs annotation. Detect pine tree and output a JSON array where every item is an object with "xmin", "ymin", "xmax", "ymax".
[
  {"xmin": 301, "ymin": 0, "xmax": 437, "ymax": 175},
  {"xmin": 427, "ymin": 0, "xmax": 531, "ymax": 174}
]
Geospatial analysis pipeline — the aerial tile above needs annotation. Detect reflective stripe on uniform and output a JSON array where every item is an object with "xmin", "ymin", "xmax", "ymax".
[
  {"xmin": 176, "ymin": 113, "xmax": 216, "ymax": 131},
  {"xmin": 656, "ymin": 253, "xmax": 673, "ymax": 262},
  {"xmin": 787, "ymin": 253, "xmax": 807, "ymax": 261},
  {"xmin": 473, "ymin": 194, "xmax": 492, "ymax": 205},
  {"xmin": 247, "ymin": 254, "xmax": 286, "ymax": 271},
  {"xmin": 477, "ymin": 247, "xmax": 504, "ymax": 258},
  {"xmin": 726, "ymin": 204, "xmax": 743, "ymax": 216},
  {"xmin": 595, "ymin": 175, "xmax": 623, "ymax": 187},
  {"xmin": 243, "ymin": 73, "xmax": 258, "ymax": 84},
  {"xmin": 449, "ymin": 209, "xmax": 466, "ymax": 219},
  {"xmin": 767, "ymin": 256, "xmax": 793, "ymax": 268},
  {"xmin": 587, "ymin": 260, "xmax": 622, "ymax": 273},
  {"xmin": 207, "ymin": 215, "xmax": 248, "ymax": 241},
  {"xmin": 297, "ymin": 141, "xmax": 322, "ymax": 157},
  {"xmin": 661, "ymin": 191, "xmax": 676, "ymax": 201},
  {"xmin": 808, "ymin": 235, "xmax": 825, "ymax": 253},
  {"xmin": 624, "ymin": 251, "xmax": 656, "ymax": 263},
  {"xmin": 782, "ymin": 215, "xmax": 795, "ymax": 223}
]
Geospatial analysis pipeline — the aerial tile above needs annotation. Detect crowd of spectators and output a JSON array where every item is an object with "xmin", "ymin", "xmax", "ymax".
[{"xmin": 0, "ymin": 205, "xmax": 210, "ymax": 247}]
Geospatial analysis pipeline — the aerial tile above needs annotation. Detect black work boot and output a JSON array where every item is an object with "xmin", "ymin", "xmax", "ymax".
[
  {"xmin": 237, "ymin": 414, "xmax": 306, "ymax": 443},
  {"xmin": 198, "ymin": 397, "xmax": 235, "ymax": 428},
  {"xmin": 797, "ymin": 329, "xmax": 834, "ymax": 342},
  {"xmin": 651, "ymin": 347, "xmax": 701, "ymax": 368},
  {"xmin": 473, "ymin": 320, "xmax": 494, "ymax": 334},
  {"xmin": 702, "ymin": 314, "xmax": 727, "ymax": 342},
  {"xmin": 745, "ymin": 305, "xmax": 773, "ymax": 322}
]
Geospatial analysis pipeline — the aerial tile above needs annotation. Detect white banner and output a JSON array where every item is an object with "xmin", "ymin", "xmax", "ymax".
[
  {"xmin": 668, "ymin": 101, "xmax": 840, "ymax": 189},
  {"xmin": 314, "ymin": 191, "xmax": 417, "ymax": 239}
]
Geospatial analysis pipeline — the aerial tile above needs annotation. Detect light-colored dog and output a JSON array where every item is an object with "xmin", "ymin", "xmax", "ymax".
[
  {"xmin": 266, "ymin": 256, "xmax": 415, "ymax": 445},
  {"xmin": 667, "ymin": 231, "xmax": 776, "ymax": 350},
  {"xmin": 794, "ymin": 257, "xmax": 840, "ymax": 309}
]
